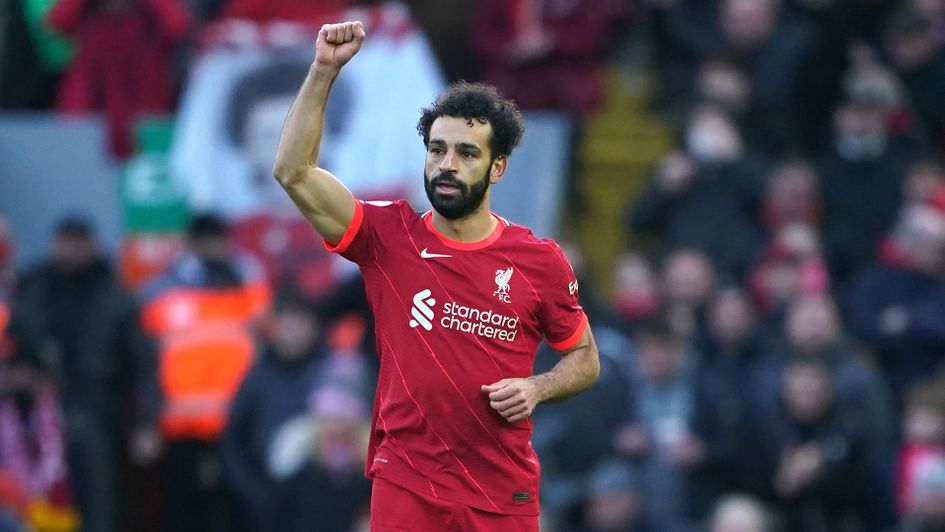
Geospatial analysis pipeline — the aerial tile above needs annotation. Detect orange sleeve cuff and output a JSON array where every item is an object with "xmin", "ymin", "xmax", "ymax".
[
  {"xmin": 547, "ymin": 312, "xmax": 588, "ymax": 352},
  {"xmin": 323, "ymin": 198, "xmax": 364, "ymax": 254}
]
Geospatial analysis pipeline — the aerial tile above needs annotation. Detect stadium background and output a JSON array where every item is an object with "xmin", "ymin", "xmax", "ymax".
[{"xmin": 1, "ymin": 0, "xmax": 945, "ymax": 530}]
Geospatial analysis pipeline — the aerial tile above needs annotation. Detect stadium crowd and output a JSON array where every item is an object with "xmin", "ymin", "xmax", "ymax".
[{"xmin": 1, "ymin": 0, "xmax": 945, "ymax": 531}]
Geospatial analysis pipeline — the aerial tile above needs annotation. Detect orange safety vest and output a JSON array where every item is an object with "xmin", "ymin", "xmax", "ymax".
[{"xmin": 142, "ymin": 281, "xmax": 271, "ymax": 440}]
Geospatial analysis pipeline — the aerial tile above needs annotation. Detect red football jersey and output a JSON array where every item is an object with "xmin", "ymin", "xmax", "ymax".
[{"xmin": 325, "ymin": 199, "xmax": 587, "ymax": 516}]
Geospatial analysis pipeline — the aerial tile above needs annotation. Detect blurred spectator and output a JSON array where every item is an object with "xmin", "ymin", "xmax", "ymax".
[
  {"xmin": 569, "ymin": 459, "xmax": 653, "ymax": 532},
  {"xmin": 470, "ymin": 0, "xmax": 627, "ymax": 120},
  {"xmin": 628, "ymin": 105, "xmax": 765, "ymax": 277},
  {"xmin": 759, "ymin": 356, "xmax": 872, "ymax": 531},
  {"xmin": 613, "ymin": 315, "xmax": 701, "ymax": 530},
  {"xmin": 748, "ymin": 223, "xmax": 829, "ymax": 316},
  {"xmin": 265, "ymin": 386, "xmax": 371, "ymax": 532},
  {"xmin": 818, "ymin": 88, "xmax": 922, "ymax": 284},
  {"xmin": 612, "ymin": 252, "xmax": 661, "ymax": 329},
  {"xmin": 659, "ymin": 247, "xmax": 716, "ymax": 338},
  {"xmin": 685, "ymin": 288, "xmax": 769, "ymax": 518},
  {"xmin": 845, "ymin": 203, "xmax": 945, "ymax": 400},
  {"xmin": 7, "ymin": 216, "xmax": 148, "ymax": 532},
  {"xmin": 139, "ymin": 213, "xmax": 270, "ymax": 532},
  {"xmin": 760, "ymin": 158, "xmax": 821, "ymax": 230},
  {"xmin": 222, "ymin": 289, "xmax": 369, "ymax": 532},
  {"xmin": 904, "ymin": 157, "xmax": 945, "ymax": 204},
  {"xmin": 756, "ymin": 295, "xmax": 895, "ymax": 449},
  {"xmin": 883, "ymin": 8, "xmax": 945, "ymax": 148},
  {"xmin": 48, "ymin": 0, "xmax": 191, "ymax": 158},
  {"xmin": 897, "ymin": 376, "xmax": 945, "ymax": 528},
  {"xmin": 708, "ymin": 494, "xmax": 772, "ymax": 532}
]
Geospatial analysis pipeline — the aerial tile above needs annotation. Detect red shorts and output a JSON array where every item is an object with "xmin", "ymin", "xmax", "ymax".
[{"xmin": 370, "ymin": 477, "xmax": 539, "ymax": 532}]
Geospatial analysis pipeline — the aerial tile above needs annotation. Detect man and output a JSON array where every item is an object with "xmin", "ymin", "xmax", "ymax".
[
  {"xmin": 9, "ymin": 216, "xmax": 147, "ymax": 532},
  {"xmin": 273, "ymin": 20, "xmax": 600, "ymax": 531}
]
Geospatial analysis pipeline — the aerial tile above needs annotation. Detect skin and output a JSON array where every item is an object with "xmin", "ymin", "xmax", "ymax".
[{"xmin": 273, "ymin": 21, "xmax": 600, "ymax": 425}]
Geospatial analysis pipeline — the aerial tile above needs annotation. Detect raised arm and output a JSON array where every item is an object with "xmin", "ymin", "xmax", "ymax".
[{"xmin": 273, "ymin": 21, "xmax": 365, "ymax": 246}]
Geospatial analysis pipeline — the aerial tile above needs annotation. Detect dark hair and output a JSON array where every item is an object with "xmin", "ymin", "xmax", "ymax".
[
  {"xmin": 55, "ymin": 214, "xmax": 94, "ymax": 238},
  {"xmin": 417, "ymin": 81, "xmax": 525, "ymax": 159},
  {"xmin": 636, "ymin": 313, "xmax": 683, "ymax": 344},
  {"xmin": 187, "ymin": 213, "xmax": 228, "ymax": 238}
]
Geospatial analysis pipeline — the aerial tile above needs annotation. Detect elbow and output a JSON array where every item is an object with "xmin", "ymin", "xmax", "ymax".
[{"xmin": 272, "ymin": 163, "xmax": 305, "ymax": 188}]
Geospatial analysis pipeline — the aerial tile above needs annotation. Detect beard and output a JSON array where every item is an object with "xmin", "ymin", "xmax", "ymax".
[{"xmin": 424, "ymin": 167, "xmax": 491, "ymax": 220}]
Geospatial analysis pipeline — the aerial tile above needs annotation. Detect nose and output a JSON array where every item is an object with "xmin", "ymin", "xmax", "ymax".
[{"xmin": 438, "ymin": 149, "xmax": 458, "ymax": 173}]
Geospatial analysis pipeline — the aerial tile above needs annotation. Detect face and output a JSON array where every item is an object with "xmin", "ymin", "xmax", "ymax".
[
  {"xmin": 766, "ymin": 162, "xmax": 818, "ymax": 221},
  {"xmin": 905, "ymin": 407, "xmax": 945, "ymax": 443},
  {"xmin": 783, "ymin": 362, "xmax": 832, "ymax": 423},
  {"xmin": 189, "ymin": 235, "xmax": 229, "ymax": 263},
  {"xmin": 709, "ymin": 289, "xmax": 756, "ymax": 347},
  {"xmin": 585, "ymin": 491, "xmax": 642, "ymax": 532},
  {"xmin": 424, "ymin": 116, "xmax": 503, "ymax": 220},
  {"xmin": 895, "ymin": 206, "xmax": 945, "ymax": 274},
  {"xmin": 270, "ymin": 308, "xmax": 319, "ymax": 361},
  {"xmin": 786, "ymin": 296, "xmax": 840, "ymax": 353},
  {"xmin": 52, "ymin": 232, "xmax": 97, "ymax": 271},
  {"xmin": 904, "ymin": 163, "xmax": 945, "ymax": 202},
  {"xmin": 720, "ymin": 0, "xmax": 778, "ymax": 50},
  {"xmin": 663, "ymin": 250, "xmax": 715, "ymax": 307},
  {"xmin": 638, "ymin": 336, "xmax": 686, "ymax": 384}
]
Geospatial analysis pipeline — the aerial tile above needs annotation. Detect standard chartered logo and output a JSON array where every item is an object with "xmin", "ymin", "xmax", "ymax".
[
  {"xmin": 408, "ymin": 288, "xmax": 519, "ymax": 342},
  {"xmin": 409, "ymin": 289, "xmax": 437, "ymax": 331}
]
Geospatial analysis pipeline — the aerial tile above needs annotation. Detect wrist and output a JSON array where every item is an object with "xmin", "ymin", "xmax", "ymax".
[
  {"xmin": 310, "ymin": 62, "xmax": 341, "ymax": 80},
  {"xmin": 527, "ymin": 375, "xmax": 549, "ymax": 404}
]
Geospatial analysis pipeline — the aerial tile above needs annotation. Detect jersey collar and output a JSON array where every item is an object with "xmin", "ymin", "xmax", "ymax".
[{"xmin": 422, "ymin": 211, "xmax": 508, "ymax": 251}]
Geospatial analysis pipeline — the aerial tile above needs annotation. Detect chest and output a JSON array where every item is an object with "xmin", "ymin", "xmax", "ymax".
[{"xmin": 365, "ymin": 230, "xmax": 544, "ymax": 337}]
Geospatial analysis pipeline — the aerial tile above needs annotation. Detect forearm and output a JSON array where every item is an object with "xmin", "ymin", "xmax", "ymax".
[
  {"xmin": 529, "ymin": 337, "xmax": 599, "ymax": 404},
  {"xmin": 272, "ymin": 64, "xmax": 338, "ymax": 186}
]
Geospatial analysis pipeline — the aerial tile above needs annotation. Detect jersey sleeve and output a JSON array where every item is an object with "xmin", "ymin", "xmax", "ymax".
[
  {"xmin": 323, "ymin": 198, "xmax": 403, "ymax": 265},
  {"xmin": 537, "ymin": 240, "xmax": 588, "ymax": 352}
]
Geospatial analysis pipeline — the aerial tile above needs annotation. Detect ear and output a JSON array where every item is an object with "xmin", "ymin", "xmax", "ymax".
[{"xmin": 490, "ymin": 156, "xmax": 508, "ymax": 184}]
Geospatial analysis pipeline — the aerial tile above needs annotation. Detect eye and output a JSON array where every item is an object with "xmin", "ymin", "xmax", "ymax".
[
  {"xmin": 461, "ymin": 151, "xmax": 475, "ymax": 159},
  {"xmin": 429, "ymin": 147, "xmax": 444, "ymax": 155}
]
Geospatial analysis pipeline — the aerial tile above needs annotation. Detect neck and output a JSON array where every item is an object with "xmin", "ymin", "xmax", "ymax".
[{"xmin": 430, "ymin": 200, "xmax": 497, "ymax": 243}]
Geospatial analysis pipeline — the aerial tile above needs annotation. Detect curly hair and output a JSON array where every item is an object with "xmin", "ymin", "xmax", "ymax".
[{"xmin": 417, "ymin": 81, "xmax": 525, "ymax": 159}]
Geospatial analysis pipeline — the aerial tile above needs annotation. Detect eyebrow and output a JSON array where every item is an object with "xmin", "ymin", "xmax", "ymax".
[{"xmin": 428, "ymin": 139, "xmax": 483, "ymax": 153}]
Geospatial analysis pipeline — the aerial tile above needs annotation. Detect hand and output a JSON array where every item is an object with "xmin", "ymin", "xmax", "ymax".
[
  {"xmin": 481, "ymin": 378, "xmax": 541, "ymax": 423},
  {"xmin": 315, "ymin": 21, "xmax": 366, "ymax": 71},
  {"xmin": 775, "ymin": 444, "xmax": 824, "ymax": 496}
]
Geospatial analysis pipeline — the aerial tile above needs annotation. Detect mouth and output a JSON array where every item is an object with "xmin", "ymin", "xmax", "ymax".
[{"xmin": 434, "ymin": 182, "xmax": 461, "ymax": 195}]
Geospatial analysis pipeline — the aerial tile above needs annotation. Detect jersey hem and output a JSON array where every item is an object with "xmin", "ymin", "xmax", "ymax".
[
  {"xmin": 547, "ymin": 312, "xmax": 588, "ymax": 351},
  {"xmin": 323, "ymin": 198, "xmax": 364, "ymax": 253}
]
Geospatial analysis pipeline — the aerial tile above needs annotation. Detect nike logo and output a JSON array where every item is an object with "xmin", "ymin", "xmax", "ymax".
[{"xmin": 420, "ymin": 248, "xmax": 452, "ymax": 259}]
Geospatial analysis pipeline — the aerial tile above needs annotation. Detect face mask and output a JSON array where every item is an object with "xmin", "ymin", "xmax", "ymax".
[
  {"xmin": 685, "ymin": 126, "xmax": 741, "ymax": 163},
  {"xmin": 835, "ymin": 132, "xmax": 887, "ymax": 161}
]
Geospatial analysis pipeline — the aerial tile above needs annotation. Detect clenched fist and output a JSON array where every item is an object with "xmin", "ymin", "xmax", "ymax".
[
  {"xmin": 482, "ymin": 378, "xmax": 541, "ymax": 423},
  {"xmin": 315, "ymin": 21, "xmax": 366, "ymax": 71}
]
